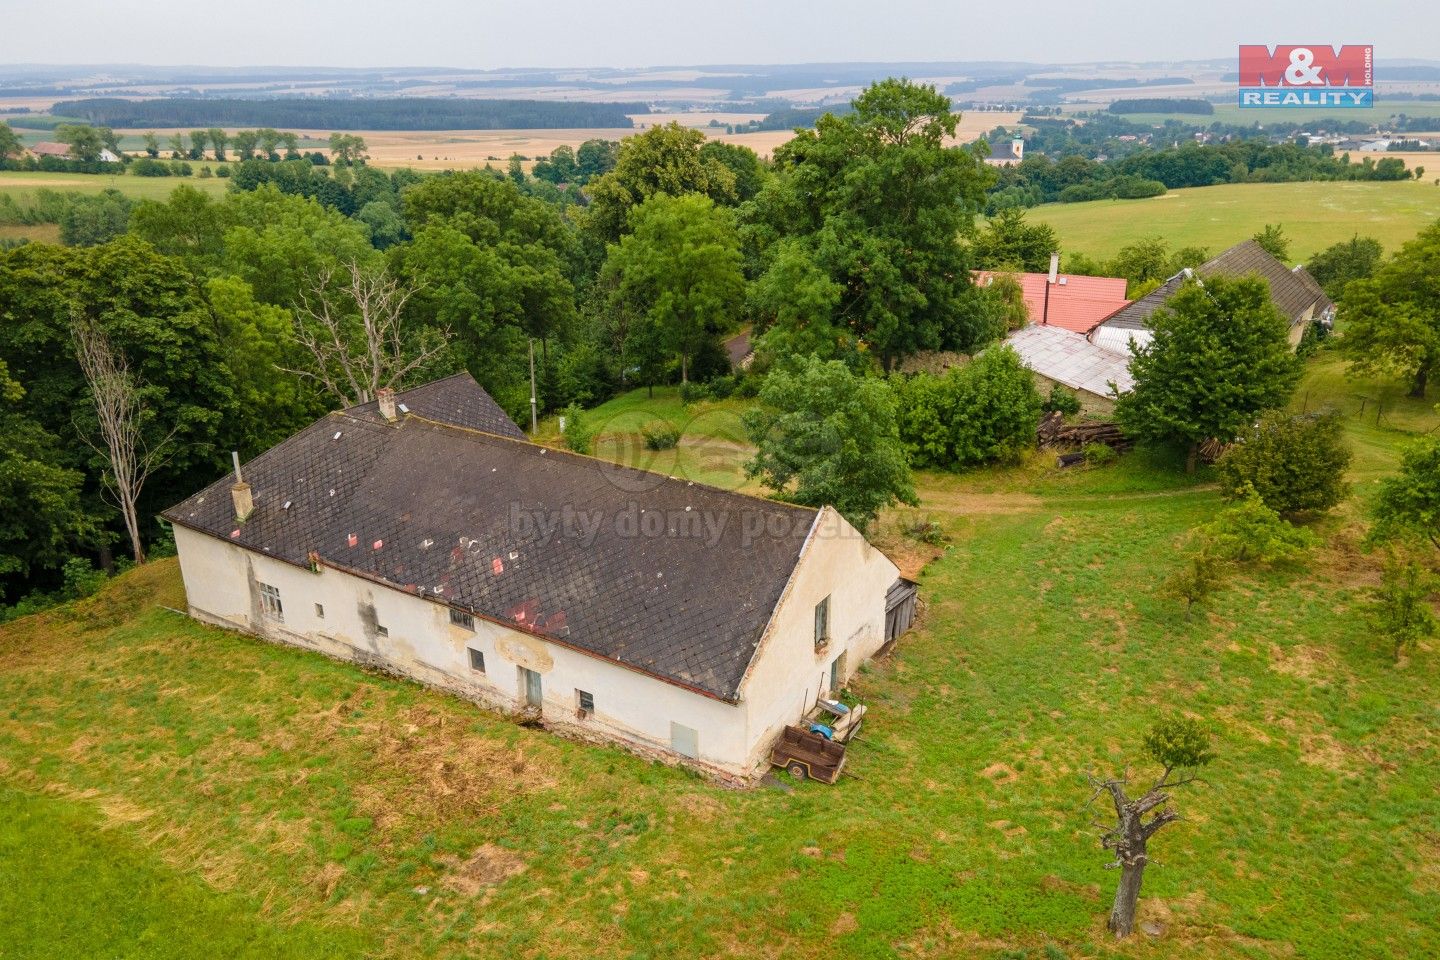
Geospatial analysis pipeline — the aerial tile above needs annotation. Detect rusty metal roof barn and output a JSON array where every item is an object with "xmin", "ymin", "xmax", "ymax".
[{"xmin": 163, "ymin": 374, "xmax": 819, "ymax": 702}]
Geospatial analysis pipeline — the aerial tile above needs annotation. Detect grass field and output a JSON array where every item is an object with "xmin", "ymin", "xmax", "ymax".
[
  {"xmin": 1072, "ymin": 99, "xmax": 1440, "ymax": 128},
  {"xmin": 3, "ymin": 350, "xmax": 1438, "ymax": 958},
  {"xmin": 0, "ymin": 169, "xmax": 231, "ymax": 202},
  {"xmin": 1029, "ymin": 180, "xmax": 1440, "ymax": 263}
]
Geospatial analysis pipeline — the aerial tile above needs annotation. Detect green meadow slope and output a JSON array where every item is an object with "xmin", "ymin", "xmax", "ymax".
[{"xmin": 1, "ymin": 358, "xmax": 1437, "ymax": 959}]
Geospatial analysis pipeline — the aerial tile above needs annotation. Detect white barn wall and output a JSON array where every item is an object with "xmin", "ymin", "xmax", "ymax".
[
  {"xmin": 173, "ymin": 526, "xmax": 752, "ymax": 776},
  {"xmin": 737, "ymin": 507, "xmax": 899, "ymax": 769},
  {"xmin": 173, "ymin": 509, "xmax": 901, "ymax": 782}
]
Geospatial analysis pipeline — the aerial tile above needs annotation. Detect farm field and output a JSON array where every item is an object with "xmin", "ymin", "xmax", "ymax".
[
  {"xmin": 1068, "ymin": 98, "xmax": 1440, "ymax": 127},
  {"xmin": 2, "ymin": 356, "xmax": 1438, "ymax": 959},
  {"xmin": 1029, "ymin": 180, "xmax": 1440, "ymax": 263},
  {"xmin": 0, "ymin": 169, "xmax": 231, "ymax": 202}
]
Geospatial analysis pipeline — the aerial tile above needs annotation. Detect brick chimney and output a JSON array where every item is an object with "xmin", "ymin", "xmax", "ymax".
[
  {"xmin": 230, "ymin": 451, "xmax": 253, "ymax": 521},
  {"xmin": 377, "ymin": 387, "xmax": 397, "ymax": 423}
]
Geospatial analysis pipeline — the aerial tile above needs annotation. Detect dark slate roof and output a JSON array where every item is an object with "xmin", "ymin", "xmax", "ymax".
[
  {"xmin": 1096, "ymin": 239, "xmax": 1333, "ymax": 333},
  {"xmin": 1098, "ymin": 272, "xmax": 1190, "ymax": 331},
  {"xmin": 345, "ymin": 372, "xmax": 525, "ymax": 439},
  {"xmin": 163, "ymin": 379, "xmax": 818, "ymax": 702},
  {"xmin": 1198, "ymin": 239, "xmax": 1328, "ymax": 325}
]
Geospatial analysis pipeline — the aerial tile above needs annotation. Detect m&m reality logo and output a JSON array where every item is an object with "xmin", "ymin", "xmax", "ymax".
[{"xmin": 1238, "ymin": 45, "xmax": 1373, "ymax": 108}]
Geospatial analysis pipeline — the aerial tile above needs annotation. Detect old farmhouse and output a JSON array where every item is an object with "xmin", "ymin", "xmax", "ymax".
[
  {"xmin": 1009, "ymin": 238, "xmax": 1336, "ymax": 409},
  {"xmin": 162, "ymin": 374, "xmax": 913, "ymax": 782}
]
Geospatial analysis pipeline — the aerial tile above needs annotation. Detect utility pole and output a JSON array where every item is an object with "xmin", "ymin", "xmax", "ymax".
[{"xmin": 528, "ymin": 338, "xmax": 538, "ymax": 434}]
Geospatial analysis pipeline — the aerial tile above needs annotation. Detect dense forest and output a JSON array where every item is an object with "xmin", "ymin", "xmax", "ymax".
[
  {"xmin": 52, "ymin": 97, "xmax": 646, "ymax": 130},
  {"xmin": 1108, "ymin": 98, "xmax": 1215, "ymax": 114}
]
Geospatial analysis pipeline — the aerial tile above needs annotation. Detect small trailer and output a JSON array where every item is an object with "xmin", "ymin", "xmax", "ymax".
[{"xmin": 768, "ymin": 700, "xmax": 866, "ymax": 784}]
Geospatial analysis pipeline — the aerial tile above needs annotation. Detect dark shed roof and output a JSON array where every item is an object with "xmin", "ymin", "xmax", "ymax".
[
  {"xmin": 346, "ymin": 372, "xmax": 526, "ymax": 439},
  {"xmin": 1097, "ymin": 239, "xmax": 1333, "ymax": 333},
  {"xmin": 163, "ymin": 376, "xmax": 818, "ymax": 701}
]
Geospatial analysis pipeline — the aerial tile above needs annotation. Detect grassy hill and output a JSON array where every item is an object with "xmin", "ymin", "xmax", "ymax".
[
  {"xmin": 1029, "ymin": 181, "xmax": 1440, "ymax": 263},
  {"xmin": 2, "ymin": 357, "xmax": 1438, "ymax": 959}
]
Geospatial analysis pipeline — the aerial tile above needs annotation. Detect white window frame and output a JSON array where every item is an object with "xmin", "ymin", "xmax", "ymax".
[{"xmin": 259, "ymin": 582, "xmax": 283, "ymax": 621}]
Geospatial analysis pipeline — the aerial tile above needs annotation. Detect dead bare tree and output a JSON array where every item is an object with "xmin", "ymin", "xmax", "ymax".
[
  {"xmin": 72, "ymin": 318, "xmax": 174, "ymax": 565},
  {"xmin": 1087, "ymin": 718, "xmax": 1215, "ymax": 938},
  {"xmin": 282, "ymin": 260, "xmax": 445, "ymax": 406}
]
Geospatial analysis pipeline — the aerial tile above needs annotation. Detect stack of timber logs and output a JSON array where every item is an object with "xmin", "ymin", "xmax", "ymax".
[{"xmin": 1037, "ymin": 411, "xmax": 1133, "ymax": 453}]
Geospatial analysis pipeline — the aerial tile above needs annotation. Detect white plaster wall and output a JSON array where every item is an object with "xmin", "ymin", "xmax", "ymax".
[
  {"xmin": 736, "ymin": 507, "xmax": 900, "ymax": 770},
  {"xmin": 172, "ymin": 526, "xmax": 752, "ymax": 777}
]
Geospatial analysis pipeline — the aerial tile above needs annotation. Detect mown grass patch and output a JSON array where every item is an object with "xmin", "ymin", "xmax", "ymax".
[{"xmin": 1029, "ymin": 181, "xmax": 1440, "ymax": 263}]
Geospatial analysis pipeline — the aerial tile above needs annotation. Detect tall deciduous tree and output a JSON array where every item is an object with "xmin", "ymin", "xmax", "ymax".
[
  {"xmin": 285, "ymin": 260, "xmax": 445, "ymax": 406},
  {"xmin": 583, "ymin": 123, "xmax": 739, "ymax": 243},
  {"xmin": 1216, "ymin": 411, "xmax": 1351, "ymax": 516},
  {"xmin": 748, "ymin": 79, "xmax": 995, "ymax": 368},
  {"xmin": 1305, "ymin": 234, "xmax": 1382, "ymax": 298},
  {"xmin": 207, "ymin": 128, "xmax": 227, "ymax": 161},
  {"xmin": 744, "ymin": 356, "xmax": 916, "ymax": 531},
  {"xmin": 601, "ymin": 193, "xmax": 745, "ymax": 383},
  {"xmin": 55, "ymin": 124, "xmax": 103, "ymax": 162},
  {"xmin": 971, "ymin": 207, "xmax": 1059, "ymax": 272},
  {"xmin": 1339, "ymin": 222, "xmax": 1440, "ymax": 397},
  {"xmin": 1371, "ymin": 437, "xmax": 1440, "ymax": 551},
  {"xmin": 1089, "ymin": 718, "xmax": 1215, "ymax": 938},
  {"xmin": 0, "ymin": 121, "xmax": 23, "ymax": 162},
  {"xmin": 72, "ymin": 318, "xmax": 175, "ymax": 565},
  {"xmin": 1116, "ymin": 275, "xmax": 1300, "ymax": 471}
]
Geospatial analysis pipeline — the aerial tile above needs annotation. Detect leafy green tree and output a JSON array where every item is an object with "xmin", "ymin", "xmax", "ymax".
[
  {"xmin": 58, "ymin": 190, "xmax": 133, "ymax": 247},
  {"xmin": 750, "ymin": 240, "xmax": 847, "ymax": 363},
  {"xmin": 1371, "ymin": 437, "xmax": 1440, "ymax": 550},
  {"xmin": 0, "ymin": 121, "xmax": 25, "ymax": 161},
  {"xmin": 971, "ymin": 207, "xmax": 1059, "ymax": 271},
  {"xmin": 189, "ymin": 130, "xmax": 208, "ymax": 160},
  {"xmin": 167, "ymin": 133, "xmax": 185, "ymax": 159},
  {"xmin": 1116, "ymin": 275, "xmax": 1301, "ymax": 471},
  {"xmin": 601, "ymin": 193, "xmax": 744, "ymax": 383},
  {"xmin": 55, "ymin": 123, "xmax": 104, "ymax": 162},
  {"xmin": 220, "ymin": 186, "xmax": 378, "ymax": 306},
  {"xmin": 1216, "ymin": 411, "xmax": 1351, "ymax": 516},
  {"xmin": 328, "ymin": 133, "xmax": 367, "ymax": 165},
  {"xmin": 128, "ymin": 185, "xmax": 232, "ymax": 261},
  {"xmin": 1365, "ymin": 550, "xmax": 1438, "ymax": 662},
  {"xmin": 0, "ymin": 360, "xmax": 97, "ymax": 597},
  {"xmin": 560, "ymin": 403, "xmax": 596, "ymax": 454},
  {"xmin": 532, "ymin": 145, "xmax": 579, "ymax": 184},
  {"xmin": 230, "ymin": 130, "xmax": 258, "ymax": 160},
  {"xmin": 356, "ymin": 200, "xmax": 406, "ymax": 249},
  {"xmin": 1199, "ymin": 485, "xmax": 1318, "ymax": 565},
  {"xmin": 280, "ymin": 131, "xmax": 300, "ymax": 160},
  {"xmin": 584, "ymin": 123, "xmax": 739, "ymax": 242},
  {"xmin": 1089, "ymin": 718, "xmax": 1215, "ymax": 938},
  {"xmin": 1305, "ymin": 234, "xmax": 1382, "ymax": 298},
  {"xmin": 142, "ymin": 131, "xmax": 159, "ymax": 158},
  {"xmin": 257, "ymin": 128, "xmax": 283, "ymax": 160},
  {"xmin": 575, "ymin": 138, "xmax": 619, "ymax": 181},
  {"xmin": 744, "ymin": 356, "xmax": 916, "ymax": 531},
  {"xmin": 893, "ymin": 347, "xmax": 1043, "ymax": 469},
  {"xmin": 748, "ymin": 79, "xmax": 995, "ymax": 368},
  {"xmin": 507, "ymin": 154, "xmax": 525, "ymax": 185},
  {"xmin": 698, "ymin": 140, "xmax": 767, "ymax": 202},
  {"xmin": 1159, "ymin": 551, "xmax": 1224, "ymax": 615},
  {"xmin": 1105, "ymin": 236, "xmax": 1173, "ymax": 288},
  {"xmin": 207, "ymin": 128, "xmax": 227, "ymax": 161},
  {"xmin": 1252, "ymin": 223, "xmax": 1291, "ymax": 262},
  {"xmin": 1339, "ymin": 222, "xmax": 1440, "ymax": 397}
]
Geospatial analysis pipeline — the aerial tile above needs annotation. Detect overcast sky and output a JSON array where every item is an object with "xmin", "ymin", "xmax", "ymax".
[{"xmin": 6, "ymin": 0, "xmax": 1428, "ymax": 68}]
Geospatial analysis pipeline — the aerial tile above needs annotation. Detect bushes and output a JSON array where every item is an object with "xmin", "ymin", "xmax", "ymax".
[
  {"xmin": 1043, "ymin": 383, "xmax": 1081, "ymax": 416},
  {"xmin": 560, "ymin": 404, "xmax": 596, "ymax": 455},
  {"xmin": 894, "ymin": 347, "xmax": 1043, "ymax": 470},
  {"xmin": 641, "ymin": 423, "xmax": 680, "ymax": 451},
  {"xmin": 1217, "ymin": 411, "xmax": 1350, "ymax": 516}
]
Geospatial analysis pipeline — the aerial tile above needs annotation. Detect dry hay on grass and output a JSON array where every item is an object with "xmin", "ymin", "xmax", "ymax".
[
  {"xmin": 319, "ymin": 696, "xmax": 559, "ymax": 832},
  {"xmin": 435, "ymin": 844, "xmax": 527, "ymax": 896}
]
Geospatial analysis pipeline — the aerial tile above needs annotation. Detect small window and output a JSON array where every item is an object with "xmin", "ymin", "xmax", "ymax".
[
  {"xmin": 376, "ymin": 623, "xmax": 389, "ymax": 637},
  {"xmin": 814, "ymin": 595, "xmax": 830, "ymax": 648},
  {"xmin": 468, "ymin": 648, "xmax": 485, "ymax": 673},
  {"xmin": 577, "ymin": 689, "xmax": 594, "ymax": 714},
  {"xmin": 259, "ymin": 582, "xmax": 283, "ymax": 621},
  {"xmin": 314, "ymin": 603, "xmax": 325, "ymax": 619},
  {"xmin": 450, "ymin": 608, "xmax": 475, "ymax": 630}
]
